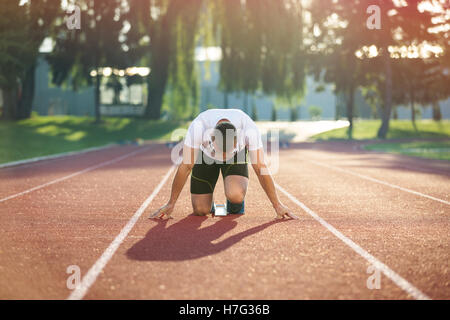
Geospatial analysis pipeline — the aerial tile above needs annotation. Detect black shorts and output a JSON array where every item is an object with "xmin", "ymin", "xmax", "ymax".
[{"xmin": 190, "ymin": 148, "xmax": 249, "ymax": 194}]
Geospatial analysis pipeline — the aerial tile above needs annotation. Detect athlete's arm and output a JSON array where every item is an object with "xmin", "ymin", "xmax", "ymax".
[
  {"xmin": 250, "ymin": 148, "xmax": 298, "ymax": 220},
  {"xmin": 149, "ymin": 145, "xmax": 197, "ymax": 219}
]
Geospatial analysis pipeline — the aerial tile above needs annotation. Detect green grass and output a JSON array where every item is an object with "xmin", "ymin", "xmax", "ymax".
[
  {"xmin": 365, "ymin": 140, "xmax": 450, "ymax": 161},
  {"xmin": 0, "ymin": 116, "xmax": 187, "ymax": 164},
  {"xmin": 311, "ymin": 119, "xmax": 450, "ymax": 161},
  {"xmin": 312, "ymin": 120, "xmax": 450, "ymax": 141}
]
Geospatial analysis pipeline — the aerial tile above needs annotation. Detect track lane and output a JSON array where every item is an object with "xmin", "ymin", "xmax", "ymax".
[
  {"xmin": 276, "ymin": 183, "xmax": 430, "ymax": 300},
  {"xmin": 274, "ymin": 145, "xmax": 449, "ymax": 299},
  {"xmin": 0, "ymin": 146, "xmax": 153, "ymax": 204},
  {"xmin": 82, "ymin": 171, "xmax": 414, "ymax": 299},
  {"xmin": 0, "ymin": 144, "xmax": 150, "ymax": 201},
  {"xmin": 0, "ymin": 144, "xmax": 170, "ymax": 299},
  {"xmin": 298, "ymin": 143, "xmax": 450, "ymax": 204},
  {"xmin": 81, "ymin": 148, "xmax": 437, "ymax": 300},
  {"xmin": 1, "ymin": 141, "xmax": 448, "ymax": 299},
  {"xmin": 67, "ymin": 164, "xmax": 176, "ymax": 300}
]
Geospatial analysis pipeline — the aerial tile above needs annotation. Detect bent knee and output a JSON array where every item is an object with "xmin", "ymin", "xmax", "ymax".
[
  {"xmin": 226, "ymin": 190, "xmax": 246, "ymax": 204},
  {"xmin": 192, "ymin": 205, "xmax": 211, "ymax": 216}
]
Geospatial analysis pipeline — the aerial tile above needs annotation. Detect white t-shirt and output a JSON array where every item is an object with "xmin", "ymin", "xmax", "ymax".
[{"xmin": 184, "ymin": 109, "xmax": 263, "ymax": 161}]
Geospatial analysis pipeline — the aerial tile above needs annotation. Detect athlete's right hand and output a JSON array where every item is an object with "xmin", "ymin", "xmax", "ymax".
[{"xmin": 149, "ymin": 203, "xmax": 175, "ymax": 219}]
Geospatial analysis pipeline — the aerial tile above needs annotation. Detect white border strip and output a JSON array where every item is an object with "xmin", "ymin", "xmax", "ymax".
[
  {"xmin": 275, "ymin": 183, "xmax": 431, "ymax": 300},
  {"xmin": 0, "ymin": 144, "xmax": 116, "ymax": 170},
  {"xmin": 307, "ymin": 159, "xmax": 450, "ymax": 206},
  {"xmin": 67, "ymin": 165, "xmax": 176, "ymax": 300},
  {"xmin": 0, "ymin": 146, "xmax": 152, "ymax": 203}
]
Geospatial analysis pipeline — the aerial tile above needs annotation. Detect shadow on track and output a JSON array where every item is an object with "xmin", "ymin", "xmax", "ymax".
[{"xmin": 126, "ymin": 215, "xmax": 288, "ymax": 261}]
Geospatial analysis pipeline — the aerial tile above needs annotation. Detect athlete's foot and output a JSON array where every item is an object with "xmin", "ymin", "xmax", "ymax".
[{"xmin": 226, "ymin": 199, "xmax": 245, "ymax": 214}]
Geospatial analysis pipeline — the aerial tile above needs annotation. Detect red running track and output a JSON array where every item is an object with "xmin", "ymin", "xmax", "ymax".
[{"xmin": 0, "ymin": 141, "xmax": 448, "ymax": 299}]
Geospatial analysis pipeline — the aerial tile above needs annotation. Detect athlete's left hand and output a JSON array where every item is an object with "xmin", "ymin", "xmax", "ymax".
[
  {"xmin": 149, "ymin": 202, "xmax": 175, "ymax": 220},
  {"xmin": 274, "ymin": 203, "xmax": 299, "ymax": 220}
]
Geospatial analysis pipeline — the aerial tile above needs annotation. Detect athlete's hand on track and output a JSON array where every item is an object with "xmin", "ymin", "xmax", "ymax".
[
  {"xmin": 274, "ymin": 203, "xmax": 299, "ymax": 220},
  {"xmin": 149, "ymin": 203, "xmax": 175, "ymax": 219}
]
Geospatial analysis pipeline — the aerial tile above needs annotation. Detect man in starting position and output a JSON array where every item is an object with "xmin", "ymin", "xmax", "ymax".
[{"xmin": 150, "ymin": 108, "xmax": 298, "ymax": 220}]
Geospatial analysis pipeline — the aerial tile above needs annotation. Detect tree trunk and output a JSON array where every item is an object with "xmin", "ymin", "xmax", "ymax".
[
  {"xmin": 251, "ymin": 102, "xmax": 258, "ymax": 121},
  {"xmin": 377, "ymin": 49, "xmax": 392, "ymax": 139},
  {"xmin": 432, "ymin": 102, "xmax": 442, "ymax": 121},
  {"xmin": 223, "ymin": 91, "xmax": 229, "ymax": 109},
  {"xmin": 271, "ymin": 104, "xmax": 277, "ymax": 121},
  {"xmin": 347, "ymin": 84, "xmax": 355, "ymax": 140},
  {"xmin": 144, "ymin": 23, "xmax": 171, "ymax": 120},
  {"xmin": 410, "ymin": 99, "xmax": 417, "ymax": 131},
  {"xmin": 1, "ymin": 86, "xmax": 18, "ymax": 120},
  {"xmin": 409, "ymin": 85, "xmax": 417, "ymax": 130},
  {"xmin": 290, "ymin": 106, "xmax": 298, "ymax": 121},
  {"xmin": 94, "ymin": 74, "xmax": 101, "ymax": 123},
  {"xmin": 145, "ymin": 70, "xmax": 167, "ymax": 119},
  {"xmin": 113, "ymin": 87, "xmax": 121, "ymax": 105},
  {"xmin": 244, "ymin": 93, "xmax": 249, "ymax": 114},
  {"xmin": 16, "ymin": 64, "xmax": 36, "ymax": 119},
  {"xmin": 392, "ymin": 107, "xmax": 398, "ymax": 120}
]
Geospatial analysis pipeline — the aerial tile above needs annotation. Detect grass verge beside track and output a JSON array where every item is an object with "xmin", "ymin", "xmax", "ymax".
[
  {"xmin": 0, "ymin": 116, "xmax": 187, "ymax": 164},
  {"xmin": 312, "ymin": 120, "xmax": 450, "ymax": 141},
  {"xmin": 312, "ymin": 120, "xmax": 450, "ymax": 161},
  {"xmin": 365, "ymin": 140, "xmax": 450, "ymax": 161}
]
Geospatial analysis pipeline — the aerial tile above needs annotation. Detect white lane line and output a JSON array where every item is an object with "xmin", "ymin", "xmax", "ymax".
[
  {"xmin": 67, "ymin": 165, "xmax": 176, "ymax": 300},
  {"xmin": 0, "ymin": 144, "xmax": 115, "ymax": 170},
  {"xmin": 275, "ymin": 183, "xmax": 431, "ymax": 300},
  {"xmin": 306, "ymin": 159, "xmax": 450, "ymax": 206},
  {"xmin": 0, "ymin": 146, "xmax": 152, "ymax": 204}
]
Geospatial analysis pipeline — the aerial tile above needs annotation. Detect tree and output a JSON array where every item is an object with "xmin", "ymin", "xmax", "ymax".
[
  {"xmin": 418, "ymin": 55, "xmax": 450, "ymax": 122},
  {"xmin": 308, "ymin": 0, "xmax": 439, "ymax": 139},
  {"xmin": 0, "ymin": 0, "xmax": 58, "ymax": 120},
  {"xmin": 124, "ymin": 0, "xmax": 306, "ymax": 120},
  {"xmin": 126, "ymin": 0, "xmax": 203, "ymax": 120},
  {"xmin": 0, "ymin": 2, "xmax": 33, "ymax": 119},
  {"xmin": 391, "ymin": 58, "xmax": 433, "ymax": 129},
  {"xmin": 48, "ymin": 0, "xmax": 128, "ymax": 123},
  {"xmin": 216, "ymin": 0, "xmax": 306, "ymax": 111},
  {"xmin": 374, "ymin": 0, "xmax": 437, "ymax": 138},
  {"xmin": 308, "ymin": 0, "xmax": 368, "ymax": 139},
  {"xmin": 420, "ymin": 4, "xmax": 450, "ymax": 122},
  {"xmin": 165, "ymin": 8, "xmax": 201, "ymax": 119}
]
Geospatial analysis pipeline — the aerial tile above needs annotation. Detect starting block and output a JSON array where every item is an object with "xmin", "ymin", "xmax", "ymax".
[{"xmin": 214, "ymin": 204, "xmax": 227, "ymax": 217}]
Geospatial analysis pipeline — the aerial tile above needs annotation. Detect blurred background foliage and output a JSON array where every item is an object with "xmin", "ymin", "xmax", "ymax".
[{"xmin": 0, "ymin": 0, "xmax": 448, "ymax": 142}]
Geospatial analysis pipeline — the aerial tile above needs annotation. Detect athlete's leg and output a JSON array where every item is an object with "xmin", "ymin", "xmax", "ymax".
[
  {"xmin": 221, "ymin": 150, "xmax": 249, "ymax": 214},
  {"xmin": 224, "ymin": 175, "xmax": 248, "ymax": 204},
  {"xmin": 190, "ymin": 151, "xmax": 220, "ymax": 216},
  {"xmin": 191, "ymin": 193, "xmax": 214, "ymax": 216}
]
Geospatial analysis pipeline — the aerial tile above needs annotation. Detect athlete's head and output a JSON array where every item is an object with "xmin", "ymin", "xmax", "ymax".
[{"xmin": 212, "ymin": 119, "xmax": 237, "ymax": 155}]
